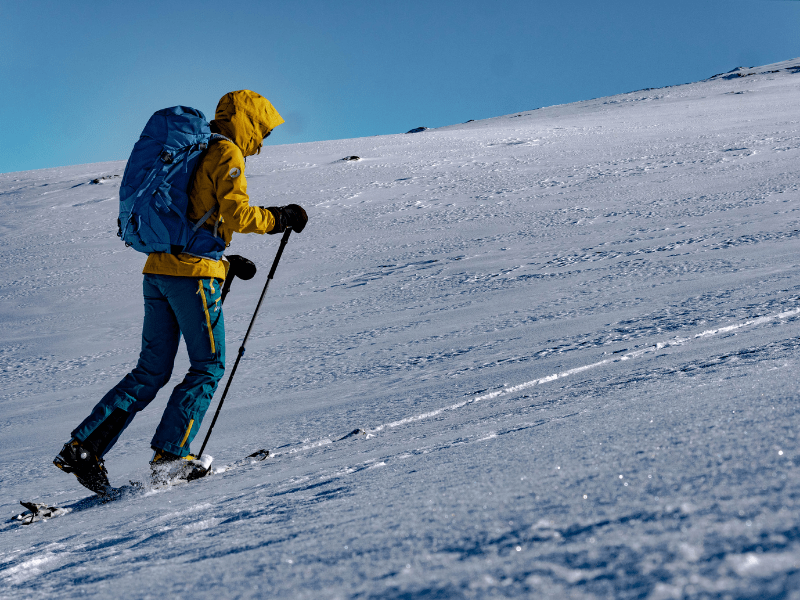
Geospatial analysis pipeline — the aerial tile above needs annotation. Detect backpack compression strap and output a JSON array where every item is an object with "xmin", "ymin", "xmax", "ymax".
[{"xmin": 192, "ymin": 206, "xmax": 217, "ymax": 233}]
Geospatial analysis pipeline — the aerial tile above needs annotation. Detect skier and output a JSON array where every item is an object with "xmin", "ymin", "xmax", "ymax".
[{"xmin": 54, "ymin": 90, "xmax": 308, "ymax": 494}]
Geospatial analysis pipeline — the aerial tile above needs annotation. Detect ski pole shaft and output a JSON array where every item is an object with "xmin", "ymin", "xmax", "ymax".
[{"xmin": 197, "ymin": 228, "xmax": 293, "ymax": 457}]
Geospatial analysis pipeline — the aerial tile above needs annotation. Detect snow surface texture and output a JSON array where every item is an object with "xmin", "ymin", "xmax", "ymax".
[{"xmin": 2, "ymin": 58, "xmax": 800, "ymax": 599}]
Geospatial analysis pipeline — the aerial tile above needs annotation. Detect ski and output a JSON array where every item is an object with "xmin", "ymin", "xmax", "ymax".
[
  {"xmin": 11, "ymin": 449, "xmax": 269, "ymax": 525},
  {"xmin": 16, "ymin": 502, "xmax": 69, "ymax": 525}
]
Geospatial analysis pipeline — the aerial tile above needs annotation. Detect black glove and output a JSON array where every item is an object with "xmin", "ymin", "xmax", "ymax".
[
  {"xmin": 225, "ymin": 254, "xmax": 257, "ymax": 280},
  {"xmin": 220, "ymin": 255, "xmax": 257, "ymax": 306},
  {"xmin": 263, "ymin": 204, "xmax": 308, "ymax": 234}
]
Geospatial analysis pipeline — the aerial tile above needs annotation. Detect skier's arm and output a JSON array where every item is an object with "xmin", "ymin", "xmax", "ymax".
[{"xmin": 213, "ymin": 143, "xmax": 276, "ymax": 234}]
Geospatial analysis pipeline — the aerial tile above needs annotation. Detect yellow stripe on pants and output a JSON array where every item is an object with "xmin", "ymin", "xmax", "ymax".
[
  {"xmin": 179, "ymin": 419, "xmax": 195, "ymax": 448},
  {"xmin": 197, "ymin": 280, "xmax": 216, "ymax": 353}
]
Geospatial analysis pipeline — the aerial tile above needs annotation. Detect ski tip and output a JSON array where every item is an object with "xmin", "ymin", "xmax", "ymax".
[
  {"xmin": 14, "ymin": 501, "xmax": 69, "ymax": 524},
  {"xmin": 337, "ymin": 428, "xmax": 367, "ymax": 442},
  {"xmin": 246, "ymin": 449, "xmax": 270, "ymax": 460}
]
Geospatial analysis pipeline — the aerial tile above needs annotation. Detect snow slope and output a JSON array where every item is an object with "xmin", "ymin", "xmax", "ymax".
[{"xmin": 2, "ymin": 58, "xmax": 800, "ymax": 599}]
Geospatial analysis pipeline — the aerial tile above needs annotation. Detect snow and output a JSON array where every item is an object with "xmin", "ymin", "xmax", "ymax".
[{"xmin": 2, "ymin": 57, "xmax": 800, "ymax": 598}]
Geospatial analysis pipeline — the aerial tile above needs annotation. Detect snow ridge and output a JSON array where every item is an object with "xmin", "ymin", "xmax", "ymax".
[{"xmin": 367, "ymin": 305, "xmax": 800, "ymax": 436}]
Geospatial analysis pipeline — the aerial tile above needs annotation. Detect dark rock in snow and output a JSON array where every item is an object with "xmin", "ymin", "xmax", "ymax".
[
  {"xmin": 406, "ymin": 127, "xmax": 428, "ymax": 134},
  {"xmin": 90, "ymin": 175, "xmax": 120, "ymax": 184}
]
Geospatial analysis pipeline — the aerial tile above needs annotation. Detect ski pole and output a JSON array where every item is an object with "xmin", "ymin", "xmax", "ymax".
[{"xmin": 197, "ymin": 228, "xmax": 293, "ymax": 457}]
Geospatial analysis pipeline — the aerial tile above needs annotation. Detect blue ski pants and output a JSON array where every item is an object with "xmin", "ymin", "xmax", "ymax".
[{"xmin": 71, "ymin": 274, "xmax": 225, "ymax": 457}]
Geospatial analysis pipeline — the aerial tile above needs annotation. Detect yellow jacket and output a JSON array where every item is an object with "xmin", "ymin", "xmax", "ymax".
[{"xmin": 143, "ymin": 90, "xmax": 285, "ymax": 279}]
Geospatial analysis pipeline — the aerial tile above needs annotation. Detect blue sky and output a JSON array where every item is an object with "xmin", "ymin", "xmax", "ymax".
[{"xmin": 1, "ymin": 0, "xmax": 798, "ymax": 174}]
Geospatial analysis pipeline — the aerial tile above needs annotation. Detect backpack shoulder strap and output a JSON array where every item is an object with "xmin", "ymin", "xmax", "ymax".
[
  {"xmin": 189, "ymin": 133, "xmax": 233, "ymax": 233},
  {"xmin": 209, "ymin": 133, "xmax": 231, "ymax": 144}
]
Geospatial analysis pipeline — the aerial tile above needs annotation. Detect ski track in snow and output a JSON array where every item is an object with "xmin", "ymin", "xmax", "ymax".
[
  {"xmin": 2, "ymin": 58, "xmax": 800, "ymax": 598},
  {"xmin": 366, "ymin": 304, "xmax": 800, "ymax": 436}
]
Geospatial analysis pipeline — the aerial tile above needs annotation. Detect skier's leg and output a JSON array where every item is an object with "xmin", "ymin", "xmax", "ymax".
[
  {"xmin": 151, "ymin": 277, "xmax": 225, "ymax": 457},
  {"xmin": 70, "ymin": 275, "xmax": 181, "ymax": 456}
]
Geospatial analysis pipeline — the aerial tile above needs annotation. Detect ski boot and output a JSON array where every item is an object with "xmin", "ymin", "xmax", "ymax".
[
  {"xmin": 150, "ymin": 449, "xmax": 211, "ymax": 485},
  {"xmin": 54, "ymin": 439, "xmax": 112, "ymax": 495}
]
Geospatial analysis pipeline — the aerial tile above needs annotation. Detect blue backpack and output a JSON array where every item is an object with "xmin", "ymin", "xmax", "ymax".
[{"xmin": 117, "ymin": 106, "xmax": 228, "ymax": 260}]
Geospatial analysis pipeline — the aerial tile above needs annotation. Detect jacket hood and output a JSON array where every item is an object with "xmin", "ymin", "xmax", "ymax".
[{"xmin": 211, "ymin": 90, "xmax": 284, "ymax": 157}]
